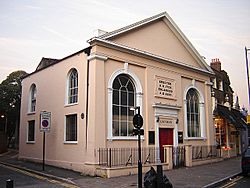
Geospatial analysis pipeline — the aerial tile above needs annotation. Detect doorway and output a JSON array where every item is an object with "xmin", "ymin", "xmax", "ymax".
[{"xmin": 159, "ymin": 128, "xmax": 173, "ymax": 162}]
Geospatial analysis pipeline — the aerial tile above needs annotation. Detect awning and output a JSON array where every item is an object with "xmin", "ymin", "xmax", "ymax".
[{"xmin": 216, "ymin": 105, "xmax": 247, "ymax": 130}]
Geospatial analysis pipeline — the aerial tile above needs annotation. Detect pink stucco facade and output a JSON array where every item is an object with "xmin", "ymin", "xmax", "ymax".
[{"xmin": 19, "ymin": 12, "xmax": 215, "ymax": 177}]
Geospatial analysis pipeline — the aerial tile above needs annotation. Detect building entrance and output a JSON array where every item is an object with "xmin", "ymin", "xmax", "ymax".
[{"xmin": 159, "ymin": 128, "xmax": 173, "ymax": 162}]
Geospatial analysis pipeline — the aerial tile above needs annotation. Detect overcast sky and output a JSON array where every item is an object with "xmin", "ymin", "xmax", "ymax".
[{"xmin": 0, "ymin": 0, "xmax": 250, "ymax": 109}]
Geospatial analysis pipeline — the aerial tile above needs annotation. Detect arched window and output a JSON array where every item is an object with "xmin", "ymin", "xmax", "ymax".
[
  {"xmin": 186, "ymin": 88, "xmax": 200, "ymax": 137},
  {"xmin": 112, "ymin": 74, "xmax": 135, "ymax": 137},
  {"xmin": 29, "ymin": 84, "xmax": 37, "ymax": 112},
  {"xmin": 68, "ymin": 69, "xmax": 78, "ymax": 104}
]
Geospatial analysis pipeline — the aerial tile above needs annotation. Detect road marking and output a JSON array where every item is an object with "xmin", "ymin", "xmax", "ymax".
[
  {"xmin": 219, "ymin": 176, "xmax": 243, "ymax": 188},
  {"xmin": 0, "ymin": 163, "xmax": 80, "ymax": 188}
]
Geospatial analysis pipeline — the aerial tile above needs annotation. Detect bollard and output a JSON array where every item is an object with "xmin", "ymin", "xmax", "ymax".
[
  {"xmin": 6, "ymin": 179, "xmax": 14, "ymax": 188},
  {"xmin": 156, "ymin": 165, "xmax": 163, "ymax": 188}
]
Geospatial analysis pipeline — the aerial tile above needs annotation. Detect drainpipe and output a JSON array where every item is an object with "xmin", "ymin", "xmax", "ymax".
[{"xmin": 84, "ymin": 47, "xmax": 91, "ymax": 149}]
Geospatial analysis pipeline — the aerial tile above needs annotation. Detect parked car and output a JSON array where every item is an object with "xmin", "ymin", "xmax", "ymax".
[{"xmin": 242, "ymin": 147, "xmax": 250, "ymax": 176}]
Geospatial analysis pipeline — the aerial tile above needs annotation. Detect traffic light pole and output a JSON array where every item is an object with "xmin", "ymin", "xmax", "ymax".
[
  {"xmin": 136, "ymin": 107, "xmax": 142, "ymax": 188},
  {"xmin": 132, "ymin": 106, "xmax": 143, "ymax": 188}
]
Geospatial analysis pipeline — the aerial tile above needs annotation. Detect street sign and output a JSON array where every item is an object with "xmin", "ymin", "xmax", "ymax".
[
  {"xmin": 133, "ymin": 114, "xmax": 143, "ymax": 129},
  {"xmin": 133, "ymin": 128, "xmax": 144, "ymax": 136},
  {"xmin": 40, "ymin": 111, "xmax": 51, "ymax": 132}
]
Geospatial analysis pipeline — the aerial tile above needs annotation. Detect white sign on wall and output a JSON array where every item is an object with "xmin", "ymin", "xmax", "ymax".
[
  {"xmin": 40, "ymin": 111, "xmax": 51, "ymax": 132},
  {"xmin": 155, "ymin": 76, "xmax": 176, "ymax": 99}
]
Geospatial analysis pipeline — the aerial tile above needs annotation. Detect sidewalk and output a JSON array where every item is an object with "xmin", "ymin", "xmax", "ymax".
[{"xmin": 0, "ymin": 150, "xmax": 242, "ymax": 188}]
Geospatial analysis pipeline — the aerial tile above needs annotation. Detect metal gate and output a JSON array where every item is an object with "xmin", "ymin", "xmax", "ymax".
[{"xmin": 172, "ymin": 146, "xmax": 185, "ymax": 168}]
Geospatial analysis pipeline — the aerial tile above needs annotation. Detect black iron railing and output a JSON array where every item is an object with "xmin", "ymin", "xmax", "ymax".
[
  {"xmin": 192, "ymin": 145, "xmax": 220, "ymax": 160},
  {"xmin": 97, "ymin": 147, "xmax": 160, "ymax": 168},
  {"xmin": 172, "ymin": 146, "xmax": 185, "ymax": 168}
]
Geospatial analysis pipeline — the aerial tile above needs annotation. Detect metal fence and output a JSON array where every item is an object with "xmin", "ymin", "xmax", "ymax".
[
  {"xmin": 172, "ymin": 146, "xmax": 185, "ymax": 168},
  {"xmin": 192, "ymin": 145, "xmax": 220, "ymax": 160},
  {"xmin": 97, "ymin": 147, "xmax": 159, "ymax": 168}
]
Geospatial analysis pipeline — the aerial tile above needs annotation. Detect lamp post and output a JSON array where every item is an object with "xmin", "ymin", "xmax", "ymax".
[{"xmin": 245, "ymin": 47, "xmax": 250, "ymax": 110}]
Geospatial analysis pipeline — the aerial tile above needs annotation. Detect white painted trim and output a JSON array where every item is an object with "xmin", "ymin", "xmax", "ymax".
[
  {"xmin": 87, "ymin": 54, "xmax": 108, "ymax": 61},
  {"xmin": 99, "ymin": 12, "xmax": 167, "ymax": 40},
  {"xmin": 107, "ymin": 66, "xmax": 143, "ymax": 140},
  {"xmin": 183, "ymin": 85, "xmax": 206, "ymax": 139},
  {"xmin": 108, "ymin": 136, "xmax": 144, "ymax": 141},
  {"xmin": 63, "ymin": 141, "xmax": 78, "ymax": 144},
  {"xmin": 184, "ymin": 137, "xmax": 207, "ymax": 141}
]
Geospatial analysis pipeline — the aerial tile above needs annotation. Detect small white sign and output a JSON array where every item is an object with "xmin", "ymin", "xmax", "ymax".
[{"xmin": 40, "ymin": 111, "xmax": 51, "ymax": 132}]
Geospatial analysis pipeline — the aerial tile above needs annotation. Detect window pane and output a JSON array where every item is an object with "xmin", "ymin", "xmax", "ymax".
[
  {"xmin": 68, "ymin": 69, "xmax": 78, "ymax": 104},
  {"xmin": 127, "ymin": 81, "xmax": 134, "ymax": 91},
  {"xmin": 28, "ymin": 120, "xmax": 35, "ymax": 141},
  {"xmin": 113, "ymin": 90, "xmax": 119, "ymax": 105},
  {"xmin": 121, "ymin": 107, "xmax": 127, "ymax": 121},
  {"xmin": 128, "ymin": 122, "xmax": 134, "ymax": 136},
  {"xmin": 112, "ymin": 74, "xmax": 136, "ymax": 137},
  {"xmin": 119, "ymin": 76, "xmax": 127, "ymax": 86},
  {"xmin": 113, "ymin": 106, "xmax": 119, "ymax": 120},
  {"xmin": 66, "ymin": 114, "xmax": 77, "ymax": 141},
  {"xmin": 112, "ymin": 121, "xmax": 119, "ymax": 136},
  {"xmin": 128, "ymin": 93, "xmax": 134, "ymax": 106},
  {"xmin": 121, "ymin": 122, "xmax": 127, "ymax": 136},
  {"xmin": 186, "ymin": 88, "xmax": 200, "ymax": 137},
  {"xmin": 121, "ymin": 91, "xmax": 127, "ymax": 105},
  {"xmin": 112, "ymin": 78, "xmax": 120, "ymax": 89}
]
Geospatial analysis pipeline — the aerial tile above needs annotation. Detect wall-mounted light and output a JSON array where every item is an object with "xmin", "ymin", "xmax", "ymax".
[
  {"xmin": 156, "ymin": 116, "xmax": 159, "ymax": 122},
  {"xmin": 176, "ymin": 118, "xmax": 179, "ymax": 124}
]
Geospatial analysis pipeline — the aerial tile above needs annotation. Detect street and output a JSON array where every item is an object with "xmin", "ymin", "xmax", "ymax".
[
  {"xmin": 0, "ymin": 163, "xmax": 77, "ymax": 188},
  {"xmin": 217, "ymin": 175, "xmax": 250, "ymax": 188}
]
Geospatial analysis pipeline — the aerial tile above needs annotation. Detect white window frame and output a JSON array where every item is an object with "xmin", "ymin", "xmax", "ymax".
[
  {"xmin": 64, "ymin": 114, "xmax": 78, "ymax": 144},
  {"xmin": 183, "ymin": 86, "xmax": 206, "ymax": 140},
  {"xmin": 107, "ymin": 67, "xmax": 143, "ymax": 140},
  {"xmin": 27, "ymin": 120, "xmax": 35, "ymax": 143},
  {"xmin": 28, "ymin": 84, "xmax": 37, "ymax": 113},
  {"xmin": 66, "ymin": 68, "xmax": 78, "ymax": 105}
]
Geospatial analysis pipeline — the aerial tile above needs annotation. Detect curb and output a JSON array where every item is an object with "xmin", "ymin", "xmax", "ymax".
[
  {"xmin": 0, "ymin": 161, "xmax": 77, "ymax": 186},
  {"xmin": 203, "ymin": 172, "xmax": 242, "ymax": 188}
]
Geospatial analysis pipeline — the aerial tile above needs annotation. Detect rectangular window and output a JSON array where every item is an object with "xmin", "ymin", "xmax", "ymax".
[
  {"xmin": 148, "ymin": 131, "xmax": 155, "ymax": 145},
  {"xmin": 65, "ymin": 114, "xmax": 77, "ymax": 142},
  {"xmin": 27, "ymin": 120, "xmax": 35, "ymax": 142}
]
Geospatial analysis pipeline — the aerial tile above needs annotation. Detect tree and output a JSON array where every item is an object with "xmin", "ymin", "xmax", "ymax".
[{"xmin": 0, "ymin": 70, "xmax": 28, "ymax": 148}]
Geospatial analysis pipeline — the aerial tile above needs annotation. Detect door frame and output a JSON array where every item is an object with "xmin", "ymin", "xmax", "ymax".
[{"xmin": 153, "ymin": 103, "xmax": 181, "ymax": 162}]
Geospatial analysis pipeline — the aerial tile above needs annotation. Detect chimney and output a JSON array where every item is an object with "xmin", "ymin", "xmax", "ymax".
[{"xmin": 210, "ymin": 58, "xmax": 221, "ymax": 71}]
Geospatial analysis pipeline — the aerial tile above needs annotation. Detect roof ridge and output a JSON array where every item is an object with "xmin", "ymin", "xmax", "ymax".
[{"xmin": 98, "ymin": 12, "xmax": 167, "ymax": 39}]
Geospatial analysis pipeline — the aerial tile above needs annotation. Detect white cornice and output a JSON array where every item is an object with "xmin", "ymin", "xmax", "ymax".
[
  {"xmin": 152, "ymin": 103, "xmax": 182, "ymax": 110},
  {"xmin": 87, "ymin": 54, "xmax": 108, "ymax": 61}
]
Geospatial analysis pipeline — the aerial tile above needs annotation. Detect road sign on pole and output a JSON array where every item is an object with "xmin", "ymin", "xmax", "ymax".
[{"xmin": 40, "ymin": 111, "xmax": 51, "ymax": 132}]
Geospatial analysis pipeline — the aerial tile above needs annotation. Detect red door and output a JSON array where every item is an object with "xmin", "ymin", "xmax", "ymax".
[{"xmin": 159, "ymin": 128, "xmax": 173, "ymax": 162}]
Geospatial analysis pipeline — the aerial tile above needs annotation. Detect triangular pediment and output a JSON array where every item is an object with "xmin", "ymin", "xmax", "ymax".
[{"xmin": 98, "ymin": 12, "xmax": 212, "ymax": 72}]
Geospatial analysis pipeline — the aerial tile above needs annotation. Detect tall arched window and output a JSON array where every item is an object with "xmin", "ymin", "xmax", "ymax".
[
  {"xmin": 112, "ymin": 74, "xmax": 135, "ymax": 137},
  {"xmin": 186, "ymin": 88, "xmax": 200, "ymax": 137},
  {"xmin": 30, "ymin": 84, "xmax": 37, "ymax": 112},
  {"xmin": 68, "ymin": 69, "xmax": 78, "ymax": 104}
]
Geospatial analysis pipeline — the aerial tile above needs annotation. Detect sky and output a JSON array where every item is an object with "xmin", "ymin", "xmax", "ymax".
[{"xmin": 0, "ymin": 0, "xmax": 250, "ymax": 109}]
